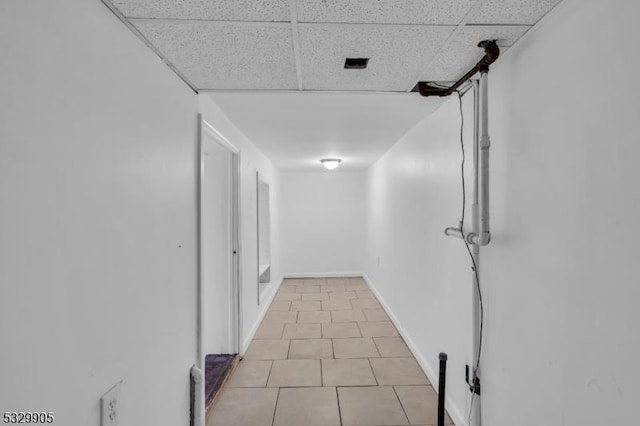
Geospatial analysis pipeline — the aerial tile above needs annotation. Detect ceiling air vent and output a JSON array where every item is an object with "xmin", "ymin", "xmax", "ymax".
[{"xmin": 344, "ymin": 58, "xmax": 369, "ymax": 69}]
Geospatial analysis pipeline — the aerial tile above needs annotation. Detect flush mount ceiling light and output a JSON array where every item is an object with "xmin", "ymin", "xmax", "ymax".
[{"xmin": 320, "ymin": 158, "xmax": 342, "ymax": 170}]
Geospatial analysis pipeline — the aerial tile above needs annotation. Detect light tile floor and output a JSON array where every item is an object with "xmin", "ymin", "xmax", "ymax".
[{"xmin": 208, "ymin": 277, "xmax": 454, "ymax": 426}]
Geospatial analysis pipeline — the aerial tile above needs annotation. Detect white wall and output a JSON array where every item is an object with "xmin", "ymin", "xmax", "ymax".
[
  {"xmin": 199, "ymin": 96, "xmax": 282, "ymax": 351},
  {"xmin": 483, "ymin": 1, "xmax": 640, "ymax": 424},
  {"xmin": 280, "ymin": 172, "xmax": 366, "ymax": 275},
  {"xmin": 364, "ymin": 98, "xmax": 474, "ymax": 424},
  {"xmin": 0, "ymin": 1, "xmax": 198, "ymax": 425},
  {"xmin": 364, "ymin": 0, "xmax": 640, "ymax": 424}
]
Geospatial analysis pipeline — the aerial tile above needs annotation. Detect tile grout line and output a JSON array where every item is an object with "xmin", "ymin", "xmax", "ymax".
[
  {"xmin": 372, "ymin": 337, "xmax": 382, "ymax": 358},
  {"xmin": 336, "ymin": 386, "xmax": 343, "ymax": 426},
  {"xmin": 265, "ymin": 360, "xmax": 275, "ymax": 387},
  {"xmin": 372, "ymin": 337, "xmax": 385, "ymax": 359},
  {"xmin": 277, "ymin": 322, "xmax": 284, "ymax": 339},
  {"xmin": 285, "ymin": 339, "xmax": 291, "ymax": 359},
  {"xmin": 271, "ymin": 387, "xmax": 281, "ymax": 426},
  {"xmin": 391, "ymin": 385, "xmax": 412, "ymax": 425},
  {"xmin": 368, "ymin": 358, "xmax": 379, "ymax": 386}
]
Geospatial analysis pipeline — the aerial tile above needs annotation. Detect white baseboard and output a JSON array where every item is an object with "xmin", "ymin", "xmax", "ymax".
[
  {"xmin": 362, "ymin": 273, "xmax": 466, "ymax": 426},
  {"xmin": 282, "ymin": 272, "xmax": 363, "ymax": 278},
  {"xmin": 241, "ymin": 275, "xmax": 284, "ymax": 356}
]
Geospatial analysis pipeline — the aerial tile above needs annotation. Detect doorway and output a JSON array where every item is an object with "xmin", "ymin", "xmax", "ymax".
[{"xmin": 197, "ymin": 116, "xmax": 241, "ymax": 410}]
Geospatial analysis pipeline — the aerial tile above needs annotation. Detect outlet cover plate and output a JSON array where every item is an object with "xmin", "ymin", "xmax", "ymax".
[{"xmin": 100, "ymin": 380, "xmax": 123, "ymax": 426}]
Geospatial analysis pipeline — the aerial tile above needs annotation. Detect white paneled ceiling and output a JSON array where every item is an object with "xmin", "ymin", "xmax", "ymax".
[
  {"xmin": 133, "ymin": 21, "xmax": 298, "ymax": 89},
  {"xmin": 299, "ymin": 24, "xmax": 454, "ymax": 91},
  {"xmin": 110, "ymin": 0, "xmax": 291, "ymax": 21},
  {"xmin": 469, "ymin": 0, "xmax": 562, "ymax": 25},
  {"xmin": 103, "ymin": 0, "xmax": 563, "ymax": 171},
  {"xmin": 104, "ymin": 0, "xmax": 563, "ymax": 92},
  {"xmin": 296, "ymin": 0, "xmax": 475, "ymax": 25}
]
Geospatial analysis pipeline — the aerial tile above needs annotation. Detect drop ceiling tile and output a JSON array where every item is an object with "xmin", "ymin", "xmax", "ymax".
[
  {"xmin": 297, "ymin": 0, "xmax": 475, "ymax": 25},
  {"xmin": 422, "ymin": 25, "xmax": 530, "ymax": 81},
  {"xmin": 110, "ymin": 0, "xmax": 291, "ymax": 21},
  {"xmin": 132, "ymin": 21, "xmax": 298, "ymax": 90},
  {"xmin": 299, "ymin": 24, "xmax": 455, "ymax": 91},
  {"xmin": 469, "ymin": 0, "xmax": 562, "ymax": 25}
]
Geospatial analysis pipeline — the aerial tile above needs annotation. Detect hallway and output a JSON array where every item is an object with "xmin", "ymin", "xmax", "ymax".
[
  {"xmin": 208, "ymin": 277, "xmax": 453, "ymax": 426},
  {"xmin": 4, "ymin": 1, "xmax": 640, "ymax": 425}
]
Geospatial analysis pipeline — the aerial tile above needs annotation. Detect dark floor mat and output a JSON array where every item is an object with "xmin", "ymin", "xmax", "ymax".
[{"xmin": 205, "ymin": 354, "xmax": 236, "ymax": 406}]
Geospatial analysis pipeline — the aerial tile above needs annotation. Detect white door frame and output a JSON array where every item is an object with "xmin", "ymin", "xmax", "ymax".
[{"xmin": 196, "ymin": 114, "xmax": 242, "ymax": 370}]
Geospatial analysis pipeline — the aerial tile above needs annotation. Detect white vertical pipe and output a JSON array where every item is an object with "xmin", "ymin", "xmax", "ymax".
[
  {"xmin": 190, "ymin": 365, "xmax": 205, "ymax": 426},
  {"xmin": 471, "ymin": 78, "xmax": 480, "ymax": 248},
  {"xmin": 194, "ymin": 116, "xmax": 205, "ymax": 426},
  {"xmin": 468, "ymin": 71, "xmax": 491, "ymax": 246},
  {"xmin": 196, "ymin": 116, "xmax": 204, "ymax": 371},
  {"xmin": 479, "ymin": 71, "xmax": 491, "ymax": 245},
  {"xmin": 472, "ymin": 79, "xmax": 480, "ymax": 211}
]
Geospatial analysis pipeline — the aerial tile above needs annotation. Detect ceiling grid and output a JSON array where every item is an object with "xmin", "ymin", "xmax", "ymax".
[
  {"xmin": 99, "ymin": 0, "xmax": 565, "ymax": 171},
  {"xmin": 103, "ymin": 0, "xmax": 563, "ymax": 92},
  {"xmin": 287, "ymin": 0, "xmax": 304, "ymax": 90},
  {"xmin": 402, "ymin": 0, "xmax": 481, "ymax": 91}
]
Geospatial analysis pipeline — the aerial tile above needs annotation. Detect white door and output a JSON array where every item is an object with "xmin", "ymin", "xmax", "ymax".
[{"xmin": 199, "ymin": 119, "xmax": 239, "ymax": 358}]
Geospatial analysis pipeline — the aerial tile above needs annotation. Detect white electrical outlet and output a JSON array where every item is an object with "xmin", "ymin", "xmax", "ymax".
[{"xmin": 100, "ymin": 380, "xmax": 123, "ymax": 426}]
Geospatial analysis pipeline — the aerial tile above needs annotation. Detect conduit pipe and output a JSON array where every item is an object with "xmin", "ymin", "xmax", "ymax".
[
  {"xmin": 444, "ymin": 226, "xmax": 464, "ymax": 239},
  {"xmin": 417, "ymin": 41, "xmax": 499, "ymax": 98},
  {"xmin": 421, "ymin": 42, "xmax": 498, "ymax": 426},
  {"xmin": 466, "ymin": 71, "xmax": 491, "ymax": 246},
  {"xmin": 424, "ymin": 41, "xmax": 496, "ymax": 247}
]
